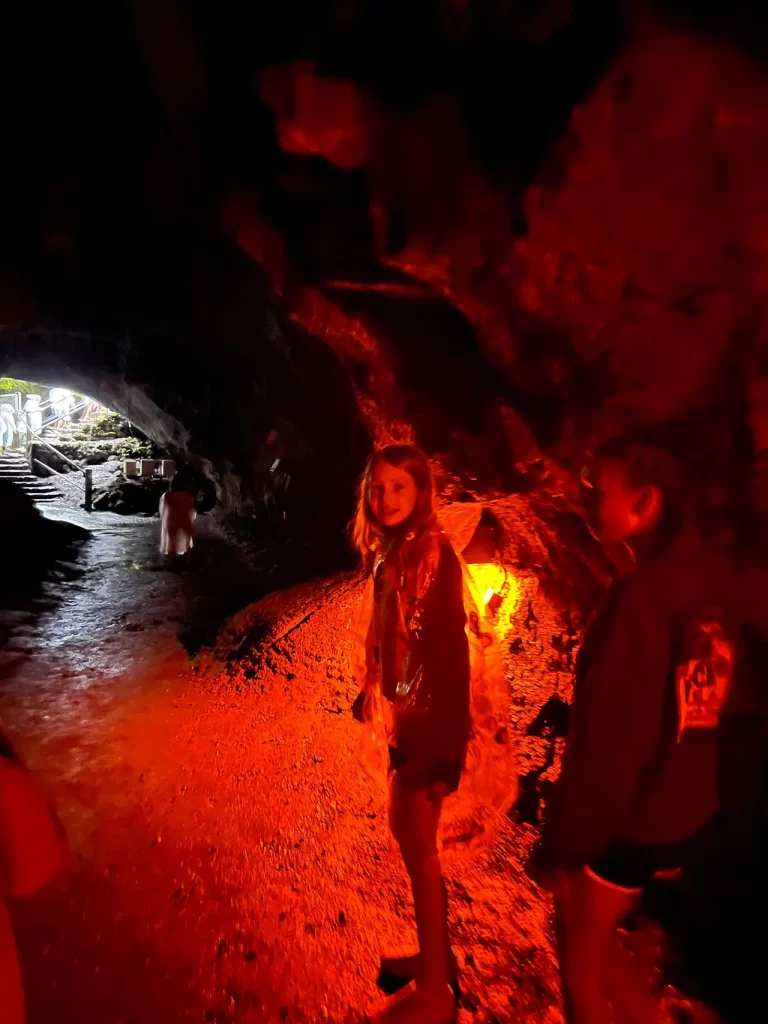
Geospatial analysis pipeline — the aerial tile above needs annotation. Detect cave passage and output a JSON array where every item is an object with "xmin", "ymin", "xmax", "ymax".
[
  {"xmin": 1, "ymin": 2, "xmax": 766, "ymax": 1023},
  {"xmin": 0, "ymin": 491, "xmax": 728, "ymax": 1024}
]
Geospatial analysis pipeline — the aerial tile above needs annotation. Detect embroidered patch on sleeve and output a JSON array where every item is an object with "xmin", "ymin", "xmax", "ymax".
[{"xmin": 675, "ymin": 610, "xmax": 735, "ymax": 739}]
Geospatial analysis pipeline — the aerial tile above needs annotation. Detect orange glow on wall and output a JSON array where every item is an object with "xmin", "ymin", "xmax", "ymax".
[
  {"xmin": 468, "ymin": 562, "xmax": 505, "ymax": 601},
  {"xmin": 465, "ymin": 562, "xmax": 519, "ymax": 626}
]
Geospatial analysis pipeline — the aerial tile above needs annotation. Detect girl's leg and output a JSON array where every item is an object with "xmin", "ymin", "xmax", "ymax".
[
  {"xmin": 388, "ymin": 773, "xmax": 451, "ymax": 995},
  {"xmin": 553, "ymin": 867, "xmax": 644, "ymax": 1024},
  {"xmin": 368, "ymin": 774, "xmax": 455, "ymax": 1022},
  {"xmin": 166, "ymin": 530, "xmax": 181, "ymax": 568},
  {"xmin": 379, "ymin": 878, "xmax": 459, "ymax": 989}
]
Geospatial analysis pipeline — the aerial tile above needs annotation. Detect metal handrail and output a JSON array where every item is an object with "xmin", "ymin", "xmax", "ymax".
[
  {"xmin": 7, "ymin": 396, "xmax": 121, "ymax": 511},
  {"xmin": 39, "ymin": 397, "xmax": 91, "ymax": 430},
  {"xmin": 26, "ymin": 427, "xmax": 94, "ymax": 510},
  {"xmin": 33, "ymin": 458, "xmax": 64, "ymax": 477},
  {"xmin": 16, "ymin": 396, "xmax": 91, "ymax": 429},
  {"xmin": 26, "ymin": 427, "xmax": 84, "ymax": 474}
]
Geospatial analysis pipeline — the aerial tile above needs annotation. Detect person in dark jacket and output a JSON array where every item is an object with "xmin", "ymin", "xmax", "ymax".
[
  {"xmin": 351, "ymin": 444, "xmax": 470, "ymax": 1024},
  {"xmin": 529, "ymin": 437, "xmax": 739, "ymax": 1024}
]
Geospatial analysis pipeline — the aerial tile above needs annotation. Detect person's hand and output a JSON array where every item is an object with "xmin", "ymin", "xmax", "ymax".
[
  {"xmin": 525, "ymin": 838, "xmax": 559, "ymax": 891},
  {"xmin": 526, "ymin": 840, "xmax": 582, "ymax": 897},
  {"xmin": 428, "ymin": 781, "xmax": 449, "ymax": 811}
]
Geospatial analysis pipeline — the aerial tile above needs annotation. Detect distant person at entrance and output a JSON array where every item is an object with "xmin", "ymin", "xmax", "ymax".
[
  {"xmin": 349, "ymin": 444, "xmax": 471, "ymax": 1024},
  {"xmin": 22, "ymin": 395, "xmax": 42, "ymax": 438},
  {"xmin": 528, "ymin": 437, "xmax": 739, "ymax": 1024},
  {"xmin": 15, "ymin": 408, "xmax": 27, "ymax": 448},
  {"xmin": 0, "ymin": 405, "xmax": 16, "ymax": 454},
  {"xmin": 159, "ymin": 472, "xmax": 197, "ymax": 567},
  {"xmin": 48, "ymin": 388, "xmax": 74, "ymax": 427},
  {"xmin": 0, "ymin": 719, "xmax": 69, "ymax": 1024}
]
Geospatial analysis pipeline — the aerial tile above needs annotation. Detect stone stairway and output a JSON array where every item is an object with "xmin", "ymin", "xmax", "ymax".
[{"xmin": 0, "ymin": 452, "xmax": 61, "ymax": 502}]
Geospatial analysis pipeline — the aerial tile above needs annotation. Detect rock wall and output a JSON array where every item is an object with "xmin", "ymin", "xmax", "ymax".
[
  {"xmin": 253, "ymin": 26, "xmax": 767, "ymax": 448},
  {"xmin": 0, "ymin": 277, "xmax": 370, "ymax": 554},
  {"xmin": 0, "ymin": 4, "xmax": 766, "ymax": 565}
]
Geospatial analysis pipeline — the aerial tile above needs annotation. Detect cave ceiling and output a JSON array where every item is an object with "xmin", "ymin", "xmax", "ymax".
[{"xmin": 0, "ymin": 1, "xmax": 766, "ymax": 494}]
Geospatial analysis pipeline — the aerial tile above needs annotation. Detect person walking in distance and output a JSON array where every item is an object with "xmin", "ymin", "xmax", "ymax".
[
  {"xmin": 159, "ymin": 472, "xmax": 197, "ymax": 567},
  {"xmin": 0, "ymin": 404, "xmax": 16, "ymax": 454},
  {"xmin": 22, "ymin": 395, "xmax": 42, "ymax": 440}
]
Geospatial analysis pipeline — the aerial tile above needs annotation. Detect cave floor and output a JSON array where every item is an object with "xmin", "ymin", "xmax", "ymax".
[{"xmin": 0, "ymin": 507, "xmax": 720, "ymax": 1024}]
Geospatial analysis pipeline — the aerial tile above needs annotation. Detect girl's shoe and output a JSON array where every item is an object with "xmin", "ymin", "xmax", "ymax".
[
  {"xmin": 377, "ymin": 949, "xmax": 460, "ymax": 1000},
  {"xmin": 367, "ymin": 981, "xmax": 456, "ymax": 1024}
]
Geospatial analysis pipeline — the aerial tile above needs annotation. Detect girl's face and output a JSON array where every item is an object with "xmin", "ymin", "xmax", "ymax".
[{"xmin": 369, "ymin": 460, "xmax": 419, "ymax": 528}]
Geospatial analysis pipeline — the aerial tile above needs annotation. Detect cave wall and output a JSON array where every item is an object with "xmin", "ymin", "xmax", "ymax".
[
  {"xmin": 0, "ymin": 248, "xmax": 370, "ymax": 548},
  {"xmin": 252, "ymin": 25, "xmax": 767, "ymax": 452},
  {"xmin": 0, "ymin": 3, "xmax": 766, "ymax": 562}
]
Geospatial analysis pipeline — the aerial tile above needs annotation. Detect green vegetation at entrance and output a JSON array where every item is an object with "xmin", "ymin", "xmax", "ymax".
[{"xmin": 0, "ymin": 377, "xmax": 47, "ymax": 398}]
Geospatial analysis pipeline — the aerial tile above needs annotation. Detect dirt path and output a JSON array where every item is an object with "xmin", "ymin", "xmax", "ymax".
[{"xmin": 0, "ymin": 507, "xmax": 716, "ymax": 1024}]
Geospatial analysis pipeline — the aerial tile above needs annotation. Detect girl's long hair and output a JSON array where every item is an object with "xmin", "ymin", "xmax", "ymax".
[{"xmin": 350, "ymin": 444, "xmax": 436, "ymax": 569}]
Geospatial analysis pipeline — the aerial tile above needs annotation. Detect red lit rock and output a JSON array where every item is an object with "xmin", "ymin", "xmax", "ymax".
[
  {"xmin": 257, "ymin": 62, "xmax": 370, "ymax": 170},
  {"xmin": 519, "ymin": 29, "xmax": 768, "ymax": 431}
]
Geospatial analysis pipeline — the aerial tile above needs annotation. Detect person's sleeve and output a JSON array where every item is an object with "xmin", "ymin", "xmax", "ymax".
[
  {"xmin": 349, "ymin": 577, "xmax": 377, "ymax": 704},
  {"xmin": 540, "ymin": 585, "xmax": 670, "ymax": 867},
  {"xmin": 421, "ymin": 545, "xmax": 471, "ymax": 765}
]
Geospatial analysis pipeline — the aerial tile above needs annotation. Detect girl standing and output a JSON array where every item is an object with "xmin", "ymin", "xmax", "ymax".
[{"xmin": 351, "ymin": 445, "xmax": 470, "ymax": 1024}]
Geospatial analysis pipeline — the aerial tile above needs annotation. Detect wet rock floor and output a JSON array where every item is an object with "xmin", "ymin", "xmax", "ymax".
[{"xmin": 0, "ymin": 504, "xmax": 720, "ymax": 1023}]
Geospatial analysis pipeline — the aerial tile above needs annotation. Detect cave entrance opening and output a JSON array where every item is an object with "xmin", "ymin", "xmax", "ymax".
[
  {"xmin": 0, "ymin": 376, "xmax": 118, "ymax": 451},
  {"xmin": 0, "ymin": 375, "xmax": 176, "ymax": 517}
]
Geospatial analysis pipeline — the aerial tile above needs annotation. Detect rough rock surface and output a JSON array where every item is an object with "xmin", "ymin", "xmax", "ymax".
[{"xmin": 0, "ymin": 6, "xmax": 764, "ymax": 554}]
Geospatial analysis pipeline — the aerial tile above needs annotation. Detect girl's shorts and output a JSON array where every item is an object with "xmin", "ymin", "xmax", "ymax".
[{"xmin": 388, "ymin": 744, "xmax": 462, "ymax": 794}]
